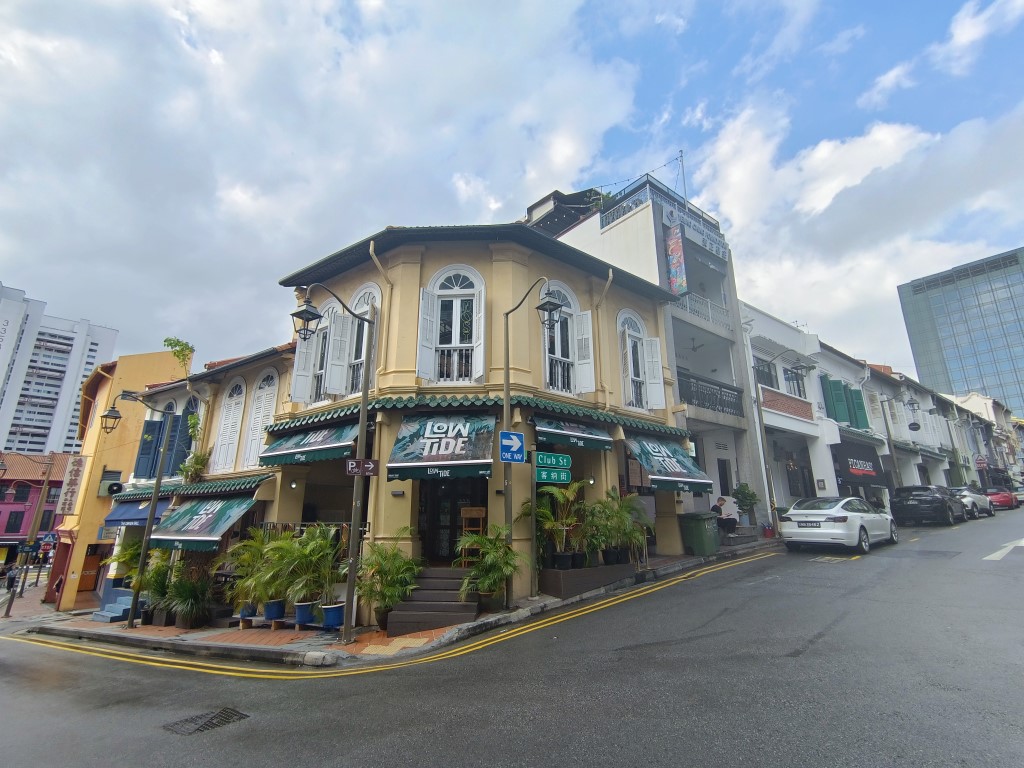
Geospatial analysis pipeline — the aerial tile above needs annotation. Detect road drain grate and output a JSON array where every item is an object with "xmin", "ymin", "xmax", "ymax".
[{"xmin": 163, "ymin": 707, "xmax": 249, "ymax": 735}]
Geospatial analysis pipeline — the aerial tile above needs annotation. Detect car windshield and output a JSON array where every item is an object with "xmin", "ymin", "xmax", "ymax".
[
  {"xmin": 950, "ymin": 487, "xmax": 967, "ymax": 493},
  {"xmin": 985, "ymin": 489, "xmax": 1006, "ymax": 494},
  {"xmin": 791, "ymin": 498, "xmax": 842, "ymax": 511},
  {"xmin": 895, "ymin": 487, "xmax": 933, "ymax": 496}
]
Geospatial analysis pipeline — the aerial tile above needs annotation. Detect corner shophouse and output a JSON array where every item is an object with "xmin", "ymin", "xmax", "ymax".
[{"xmin": 261, "ymin": 223, "xmax": 714, "ymax": 606}]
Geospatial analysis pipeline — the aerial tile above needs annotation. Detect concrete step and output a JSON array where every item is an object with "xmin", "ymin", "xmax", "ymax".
[
  {"xmin": 391, "ymin": 600, "xmax": 477, "ymax": 614},
  {"xmin": 407, "ymin": 589, "xmax": 471, "ymax": 602},
  {"xmin": 386, "ymin": 609, "xmax": 478, "ymax": 637},
  {"xmin": 90, "ymin": 610, "xmax": 126, "ymax": 623},
  {"xmin": 415, "ymin": 577, "xmax": 464, "ymax": 590},
  {"xmin": 720, "ymin": 534, "xmax": 758, "ymax": 546},
  {"xmin": 419, "ymin": 567, "xmax": 470, "ymax": 579}
]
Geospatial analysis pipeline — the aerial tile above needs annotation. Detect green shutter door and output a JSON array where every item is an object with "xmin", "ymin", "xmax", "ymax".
[
  {"xmin": 849, "ymin": 389, "xmax": 870, "ymax": 429},
  {"xmin": 820, "ymin": 374, "xmax": 836, "ymax": 420},
  {"xmin": 829, "ymin": 380, "xmax": 851, "ymax": 423}
]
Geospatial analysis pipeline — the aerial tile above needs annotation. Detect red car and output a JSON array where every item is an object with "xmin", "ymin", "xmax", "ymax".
[{"xmin": 984, "ymin": 488, "xmax": 1018, "ymax": 509}]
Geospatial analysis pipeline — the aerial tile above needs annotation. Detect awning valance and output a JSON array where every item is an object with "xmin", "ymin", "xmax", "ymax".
[
  {"xmin": 624, "ymin": 434, "xmax": 714, "ymax": 492},
  {"xmin": 259, "ymin": 423, "xmax": 359, "ymax": 466},
  {"xmin": 534, "ymin": 417, "xmax": 613, "ymax": 451},
  {"xmin": 103, "ymin": 498, "xmax": 173, "ymax": 527},
  {"xmin": 387, "ymin": 413, "xmax": 496, "ymax": 481},
  {"xmin": 150, "ymin": 495, "xmax": 258, "ymax": 552}
]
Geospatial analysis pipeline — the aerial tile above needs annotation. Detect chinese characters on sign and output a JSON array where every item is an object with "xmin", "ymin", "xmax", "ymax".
[{"xmin": 56, "ymin": 456, "xmax": 87, "ymax": 519}]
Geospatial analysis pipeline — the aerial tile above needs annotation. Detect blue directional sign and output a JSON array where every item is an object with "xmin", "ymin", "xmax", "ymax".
[
  {"xmin": 39, "ymin": 532, "xmax": 58, "ymax": 544},
  {"xmin": 499, "ymin": 431, "xmax": 526, "ymax": 463}
]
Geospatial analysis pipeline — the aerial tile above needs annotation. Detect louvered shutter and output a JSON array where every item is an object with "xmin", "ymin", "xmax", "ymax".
[
  {"xmin": 472, "ymin": 288, "xmax": 485, "ymax": 381},
  {"xmin": 867, "ymin": 391, "xmax": 883, "ymax": 424},
  {"xmin": 416, "ymin": 288, "xmax": 437, "ymax": 380},
  {"xmin": 819, "ymin": 374, "xmax": 836, "ymax": 420},
  {"xmin": 620, "ymin": 329, "xmax": 631, "ymax": 407},
  {"xmin": 133, "ymin": 419, "xmax": 163, "ymax": 479},
  {"xmin": 644, "ymin": 337, "xmax": 666, "ymax": 409},
  {"xmin": 213, "ymin": 387, "xmax": 244, "ymax": 473},
  {"xmin": 290, "ymin": 332, "xmax": 314, "ymax": 404},
  {"xmin": 828, "ymin": 380, "xmax": 850, "ymax": 423},
  {"xmin": 161, "ymin": 415, "xmax": 186, "ymax": 477},
  {"xmin": 324, "ymin": 313, "xmax": 352, "ymax": 395},
  {"xmin": 849, "ymin": 389, "xmax": 869, "ymax": 429},
  {"xmin": 574, "ymin": 311, "xmax": 595, "ymax": 394},
  {"xmin": 243, "ymin": 379, "xmax": 277, "ymax": 468}
]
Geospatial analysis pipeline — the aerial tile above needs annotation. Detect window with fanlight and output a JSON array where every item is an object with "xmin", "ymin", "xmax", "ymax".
[
  {"xmin": 210, "ymin": 379, "xmax": 246, "ymax": 473},
  {"xmin": 542, "ymin": 283, "xmax": 594, "ymax": 396},
  {"xmin": 416, "ymin": 267, "xmax": 485, "ymax": 383},
  {"xmin": 617, "ymin": 310, "xmax": 665, "ymax": 411}
]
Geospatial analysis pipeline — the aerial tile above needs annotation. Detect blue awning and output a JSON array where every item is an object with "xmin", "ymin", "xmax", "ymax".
[{"xmin": 103, "ymin": 498, "xmax": 173, "ymax": 527}]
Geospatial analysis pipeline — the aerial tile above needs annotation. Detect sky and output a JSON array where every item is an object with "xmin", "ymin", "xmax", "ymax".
[{"xmin": 2, "ymin": 0, "xmax": 1023, "ymax": 379}]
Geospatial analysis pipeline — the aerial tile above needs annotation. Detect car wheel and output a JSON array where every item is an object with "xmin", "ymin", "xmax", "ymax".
[
  {"xmin": 855, "ymin": 527, "xmax": 870, "ymax": 554},
  {"xmin": 888, "ymin": 521, "xmax": 899, "ymax": 545},
  {"xmin": 784, "ymin": 542, "xmax": 801, "ymax": 552},
  {"xmin": 969, "ymin": 504, "xmax": 979, "ymax": 520},
  {"xmin": 990, "ymin": 508, "xmax": 996, "ymax": 517},
  {"xmin": 945, "ymin": 506, "xmax": 956, "ymax": 526}
]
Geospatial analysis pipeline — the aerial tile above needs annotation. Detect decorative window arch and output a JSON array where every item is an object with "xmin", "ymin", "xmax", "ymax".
[
  {"xmin": 542, "ymin": 282, "xmax": 594, "ymax": 395},
  {"xmin": 211, "ymin": 378, "xmax": 246, "ymax": 473},
  {"xmin": 617, "ymin": 309, "xmax": 665, "ymax": 410},
  {"xmin": 243, "ymin": 369, "xmax": 279, "ymax": 468},
  {"xmin": 416, "ymin": 265, "xmax": 486, "ymax": 383}
]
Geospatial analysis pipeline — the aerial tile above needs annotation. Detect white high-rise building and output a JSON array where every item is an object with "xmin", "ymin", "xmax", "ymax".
[{"xmin": 0, "ymin": 282, "xmax": 117, "ymax": 454}]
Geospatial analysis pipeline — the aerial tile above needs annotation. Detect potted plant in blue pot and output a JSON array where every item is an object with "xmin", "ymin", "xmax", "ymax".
[{"xmin": 265, "ymin": 524, "xmax": 348, "ymax": 626}]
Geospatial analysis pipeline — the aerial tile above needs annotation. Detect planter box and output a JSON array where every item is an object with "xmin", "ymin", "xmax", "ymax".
[{"xmin": 539, "ymin": 563, "xmax": 636, "ymax": 599}]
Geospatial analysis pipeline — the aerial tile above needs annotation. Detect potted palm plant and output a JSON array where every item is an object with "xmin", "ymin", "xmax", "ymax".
[
  {"xmin": 216, "ymin": 526, "xmax": 293, "ymax": 622},
  {"xmin": 595, "ymin": 487, "xmax": 650, "ymax": 565},
  {"xmin": 164, "ymin": 564, "xmax": 214, "ymax": 629},
  {"xmin": 136, "ymin": 550, "xmax": 171, "ymax": 625},
  {"xmin": 357, "ymin": 529, "xmax": 421, "ymax": 631},
  {"xmin": 535, "ymin": 479, "xmax": 587, "ymax": 569},
  {"xmin": 264, "ymin": 525, "xmax": 347, "ymax": 626},
  {"xmin": 453, "ymin": 524, "xmax": 522, "ymax": 611}
]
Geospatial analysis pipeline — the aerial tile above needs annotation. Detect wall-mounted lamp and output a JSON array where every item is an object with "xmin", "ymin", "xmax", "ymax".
[
  {"xmin": 588, "ymin": 475, "xmax": 595, "ymax": 485},
  {"xmin": 290, "ymin": 480, "xmax": 298, "ymax": 490}
]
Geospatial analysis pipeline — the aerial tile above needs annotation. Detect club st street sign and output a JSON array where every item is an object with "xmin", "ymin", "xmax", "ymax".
[
  {"xmin": 536, "ymin": 468, "xmax": 571, "ymax": 484},
  {"xmin": 536, "ymin": 452, "xmax": 571, "ymax": 469}
]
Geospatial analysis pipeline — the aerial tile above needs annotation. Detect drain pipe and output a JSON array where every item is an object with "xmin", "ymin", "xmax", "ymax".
[
  {"xmin": 593, "ymin": 269, "xmax": 614, "ymax": 410},
  {"xmin": 369, "ymin": 240, "xmax": 393, "ymax": 377}
]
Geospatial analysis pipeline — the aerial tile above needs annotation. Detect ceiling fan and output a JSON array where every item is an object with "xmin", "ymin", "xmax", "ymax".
[{"xmin": 690, "ymin": 338, "xmax": 705, "ymax": 352}]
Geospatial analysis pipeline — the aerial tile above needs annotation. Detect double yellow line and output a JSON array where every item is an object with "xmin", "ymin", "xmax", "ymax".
[{"xmin": 1, "ymin": 552, "xmax": 777, "ymax": 680}]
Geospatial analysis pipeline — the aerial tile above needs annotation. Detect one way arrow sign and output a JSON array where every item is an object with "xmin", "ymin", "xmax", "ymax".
[
  {"xmin": 499, "ymin": 431, "xmax": 525, "ymax": 463},
  {"xmin": 983, "ymin": 538, "xmax": 1024, "ymax": 561}
]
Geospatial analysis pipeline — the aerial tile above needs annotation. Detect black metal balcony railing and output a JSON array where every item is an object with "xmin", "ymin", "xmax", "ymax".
[
  {"xmin": 436, "ymin": 347, "xmax": 474, "ymax": 382},
  {"xmin": 677, "ymin": 371, "xmax": 745, "ymax": 418},
  {"xmin": 347, "ymin": 360, "xmax": 364, "ymax": 395},
  {"xmin": 628, "ymin": 379, "xmax": 646, "ymax": 409}
]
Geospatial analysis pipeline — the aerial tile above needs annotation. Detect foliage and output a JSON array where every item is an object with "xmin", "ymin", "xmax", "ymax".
[
  {"xmin": 264, "ymin": 525, "xmax": 348, "ymax": 610},
  {"xmin": 163, "ymin": 337, "xmax": 195, "ymax": 374},
  {"xmin": 136, "ymin": 549, "xmax": 172, "ymax": 604},
  {"xmin": 357, "ymin": 528, "xmax": 421, "ymax": 612},
  {"xmin": 593, "ymin": 487, "xmax": 650, "ymax": 559},
  {"xmin": 214, "ymin": 526, "xmax": 294, "ymax": 610},
  {"xmin": 453, "ymin": 525, "xmax": 522, "ymax": 600},
  {"xmin": 187, "ymin": 412, "xmax": 202, "ymax": 442},
  {"xmin": 528, "ymin": 479, "xmax": 588, "ymax": 552},
  {"xmin": 178, "ymin": 450, "xmax": 210, "ymax": 483},
  {"xmin": 164, "ymin": 566, "xmax": 214, "ymax": 627},
  {"xmin": 731, "ymin": 482, "xmax": 760, "ymax": 513},
  {"xmin": 102, "ymin": 539, "xmax": 143, "ymax": 587}
]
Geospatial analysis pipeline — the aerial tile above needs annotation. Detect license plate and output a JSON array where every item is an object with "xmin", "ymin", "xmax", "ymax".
[
  {"xmin": 904, "ymin": 500, "xmax": 918, "ymax": 504},
  {"xmin": 797, "ymin": 521, "xmax": 820, "ymax": 528}
]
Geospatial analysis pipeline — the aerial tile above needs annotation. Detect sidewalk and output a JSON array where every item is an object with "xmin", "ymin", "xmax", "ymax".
[{"xmin": 6, "ymin": 537, "xmax": 782, "ymax": 667}]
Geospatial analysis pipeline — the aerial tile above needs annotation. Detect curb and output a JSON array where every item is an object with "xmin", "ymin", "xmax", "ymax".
[{"xmin": 26, "ymin": 538, "xmax": 783, "ymax": 667}]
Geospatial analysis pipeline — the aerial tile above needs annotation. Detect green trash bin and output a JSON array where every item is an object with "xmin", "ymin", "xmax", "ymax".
[{"xmin": 679, "ymin": 510, "xmax": 720, "ymax": 556}]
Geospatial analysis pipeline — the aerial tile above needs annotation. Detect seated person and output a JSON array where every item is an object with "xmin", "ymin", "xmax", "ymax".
[{"xmin": 712, "ymin": 496, "xmax": 739, "ymax": 535}]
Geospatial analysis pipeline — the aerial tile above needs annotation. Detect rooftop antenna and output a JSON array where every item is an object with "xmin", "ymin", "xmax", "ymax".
[{"xmin": 677, "ymin": 149, "xmax": 689, "ymax": 203}]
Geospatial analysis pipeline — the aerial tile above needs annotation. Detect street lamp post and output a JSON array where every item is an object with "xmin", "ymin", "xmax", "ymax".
[
  {"xmin": 291, "ymin": 283, "xmax": 376, "ymax": 645},
  {"xmin": 751, "ymin": 352, "xmax": 815, "ymax": 533},
  {"xmin": 1, "ymin": 452, "xmax": 55, "ymax": 617},
  {"xmin": 503, "ymin": 278, "xmax": 564, "ymax": 609},
  {"xmin": 877, "ymin": 393, "xmax": 918, "ymax": 489},
  {"xmin": 99, "ymin": 392, "xmax": 175, "ymax": 629}
]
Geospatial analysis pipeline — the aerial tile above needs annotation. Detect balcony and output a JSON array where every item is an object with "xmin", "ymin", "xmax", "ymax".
[
  {"xmin": 436, "ymin": 347, "xmax": 474, "ymax": 383},
  {"xmin": 677, "ymin": 372, "xmax": 745, "ymax": 418},
  {"xmin": 675, "ymin": 293, "xmax": 733, "ymax": 332},
  {"xmin": 547, "ymin": 357, "xmax": 573, "ymax": 394}
]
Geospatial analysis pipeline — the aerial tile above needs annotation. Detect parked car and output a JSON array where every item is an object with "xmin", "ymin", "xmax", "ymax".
[
  {"xmin": 984, "ymin": 487, "xmax": 1018, "ymax": 510},
  {"xmin": 1014, "ymin": 487, "xmax": 1024, "ymax": 505},
  {"xmin": 779, "ymin": 497, "xmax": 898, "ymax": 554},
  {"xmin": 890, "ymin": 486, "xmax": 968, "ymax": 526},
  {"xmin": 950, "ymin": 487, "xmax": 994, "ymax": 518}
]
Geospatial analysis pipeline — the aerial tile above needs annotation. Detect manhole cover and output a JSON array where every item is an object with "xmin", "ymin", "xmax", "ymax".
[{"xmin": 163, "ymin": 707, "xmax": 249, "ymax": 735}]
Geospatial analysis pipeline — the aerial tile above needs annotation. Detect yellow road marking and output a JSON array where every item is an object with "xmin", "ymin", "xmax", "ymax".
[{"xmin": 1, "ymin": 552, "xmax": 778, "ymax": 680}]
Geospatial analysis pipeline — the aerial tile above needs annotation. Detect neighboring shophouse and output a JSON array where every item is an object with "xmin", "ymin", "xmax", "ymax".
[
  {"xmin": 526, "ymin": 176, "xmax": 766, "ymax": 517},
  {"xmin": 254, "ymin": 223, "xmax": 711, "ymax": 603},
  {"xmin": 950, "ymin": 392, "xmax": 1019, "ymax": 489},
  {"xmin": 50, "ymin": 351, "xmax": 182, "ymax": 610},
  {"xmin": 0, "ymin": 451, "xmax": 73, "ymax": 565},
  {"xmin": 0, "ymin": 281, "xmax": 117, "ymax": 454}
]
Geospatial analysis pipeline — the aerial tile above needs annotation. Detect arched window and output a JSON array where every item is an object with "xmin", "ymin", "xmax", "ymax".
[
  {"xmin": 542, "ymin": 282, "xmax": 594, "ymax": 395},
  {"xmin": 617, "ymin": 310, "xmax": 665, "ymax": 410},
  {"xmin": 416, "ymin": 266, "xmax": 485, "ymax": 383},
  {"xmin": 243, "ymin": 370, "xmax": 278, "ymax": 468},
  {"xmin": 211, "ymin": 378, "xmax": 246, "ymax": 473}
]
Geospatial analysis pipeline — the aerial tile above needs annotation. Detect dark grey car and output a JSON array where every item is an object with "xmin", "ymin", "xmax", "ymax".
[{"xmin": 891, "ymin": 485, "xmax": 968, "ymax": 526}]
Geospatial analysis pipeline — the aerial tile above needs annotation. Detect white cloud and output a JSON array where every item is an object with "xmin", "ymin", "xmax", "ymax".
[
  {"xmin": 816, "ymin": 24, "xmax": 865, "ymax": 56},
  {"xmin": 682, "ymin": 100, "xmax": 714, "ymax": 132},
  {"xmin": 928, "ymin": 0, "xmax": 1024, "ymax": 76},
  {"xmin": 732, "ymin": 0, "xmax": 821, "ymax": 82},
  {"xmin": 856, "ymin": 61, "xmax": 916, "ymax": 110}
]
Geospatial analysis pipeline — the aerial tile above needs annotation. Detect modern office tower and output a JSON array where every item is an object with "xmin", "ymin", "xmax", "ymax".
[
  {"xmin": 898, "ymin": 247, "xmax": 1024, "ymax": 417},
  {"xmin": 0, "ymin": 282, "xmax": 117, "ymax": 454}
]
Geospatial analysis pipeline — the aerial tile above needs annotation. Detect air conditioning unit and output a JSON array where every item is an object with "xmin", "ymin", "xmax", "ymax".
[{"xmin": 98, "ymin": 480, "xmax": 124, "ymax": 497}]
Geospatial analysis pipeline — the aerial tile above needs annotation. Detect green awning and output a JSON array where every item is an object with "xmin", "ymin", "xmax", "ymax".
[
  {"xmin": 387, "ymin": 413, "xmax": 496, "ymax": 481},
  {"xmin": 149, "ymin": 495, "xmax": 258, "ymax": 552},
  {"xmin": 534, "ymin": 416, "xmax": 613, "ymax": 451},
  {"xmin": 624, "ymin": 434, "xmax": 714, "ymax": 492},
  {"xmin": 259, "ymin": 423, "xmax": 359, "ymax": 466}
]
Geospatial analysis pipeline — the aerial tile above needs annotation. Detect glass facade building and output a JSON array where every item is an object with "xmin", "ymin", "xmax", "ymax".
[{"xmin": 898, "ymin": 248, "xmax": 1024, "ymax": 416}]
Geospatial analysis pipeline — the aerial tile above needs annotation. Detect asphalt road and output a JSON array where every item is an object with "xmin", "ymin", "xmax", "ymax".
[{"xmin": 2, "ymin": 512, "xmax": 1023, "ymax": 768}]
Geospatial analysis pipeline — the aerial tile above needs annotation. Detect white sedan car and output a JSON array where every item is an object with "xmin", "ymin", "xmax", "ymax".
[
  {"xmin": 950, "ymin": 487, "xmax": 994, "ymax": 518},
  {"xmin": 779, "ymin": 497, "xmax": 898, "ymax": 554}
]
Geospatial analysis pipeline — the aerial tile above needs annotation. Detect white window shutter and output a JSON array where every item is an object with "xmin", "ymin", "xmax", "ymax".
[
  {"xmin": 867, "ymin": 391, "xmax": 883, "ymax": 423},
  {"xmin": 290, "ymin": 333, "xmax": 314, "ymax": 404},
  {"xmin": 620, "ymin": 329, "xmax": 631, "ymax": 407},
  {"xmin": 472, "ymin": 288, "xmax": 485, "ymax": 381},
  {"xmin": 416, "ymin": 288, "xmax": 437, "ymax": 380},
  {"xmin": 574, "ymin": 311, "xmax": 595, "ymax": 394},
  {"xmin": 644, "ymin": 337, "xmax": 666, "ymax": 409},
  {"xmin": 213, "ymin": 388, "xmax": 244, "ymax": 472},
  {"xmin": 324, "ymin": 313, "xmax": 352, "ymax": 395},
  {"xmin": 243, "ymin": 379, "xmax": 277, "ymax": 468}
]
